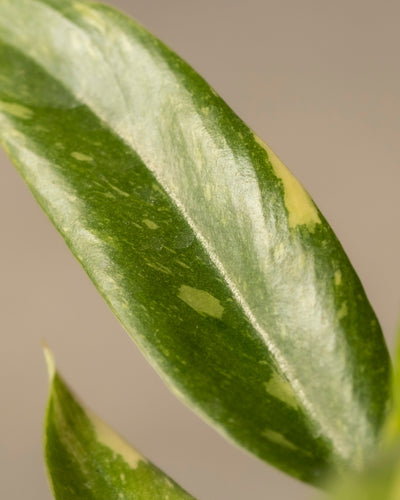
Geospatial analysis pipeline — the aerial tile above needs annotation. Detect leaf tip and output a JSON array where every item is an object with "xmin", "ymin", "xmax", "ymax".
[{"xmin": 42, "ymin": 341, "xmax": 56, "ymax": 382}]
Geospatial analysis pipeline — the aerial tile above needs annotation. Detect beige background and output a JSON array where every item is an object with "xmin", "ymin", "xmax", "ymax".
[{"xmin": 1, "ymin": 0, "xmax": 399, "ymax": 498}]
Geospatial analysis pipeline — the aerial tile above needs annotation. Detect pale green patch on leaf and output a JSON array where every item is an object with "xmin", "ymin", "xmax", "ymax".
[
  {"xmin": 142, "ymin": 219, "xmax": 159, "ymax": 230},
  {"xmin": 264, "ymin": 371, "xmax": 298, "ymax": 409},
  {"xmin": 261, "ymin": 428, "xmax": 300, "ymax": 452},
  {"xmin": 337, "ymin": 302, "xmax": 348, "ymax": 321},
  {"xmin": 0, "ymin": 100, "xmax": 32, "ymax": 119},
  {"xmin": 178, "ymin": 285, "xmax": 224, "ymax": 319},
  {"xmin": 334, "ymin": 270, "xmax": 342, "ymax": 286},
  {"xmin": 71, "ymin": 151, "xmax": 93, "ymax": 162},
  {"xmin": 253, "ymin": 135, "xmax": 321, "ymax": 231},
  {"xmin": 44, "ymin": 348, "xmax": 195, "ymax": 500}
]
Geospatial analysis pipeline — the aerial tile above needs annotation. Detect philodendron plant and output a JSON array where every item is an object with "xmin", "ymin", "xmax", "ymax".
[{"xmin": 0, "ymin": 0, "xmax": 398, "ymax": 498}]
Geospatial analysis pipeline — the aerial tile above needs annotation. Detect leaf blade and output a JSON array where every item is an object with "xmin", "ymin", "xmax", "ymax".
[
  {"xmin": 383, "ymin": 316, "xmax": 400, "ymax": 441},
  {"xmin": 326, "ymin": 443, "xmax": 400, "ymax": 500},
  {"xmin": 43, "ymin": 348, "xmax": 196, "ymax": 500},
  {"xmin": 0, "ymin": 0, "xmax": 391, "ymax": 483}
]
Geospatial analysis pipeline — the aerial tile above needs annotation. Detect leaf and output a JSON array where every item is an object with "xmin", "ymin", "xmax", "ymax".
[
  {"xmin": 43, "ymin": 347, "xmax": 196, "ymax": 500},
  {"xmin": 392, "ymin": 318, "xmax": 400, "ymax": 430},
  {"xmin": 0, "ymin": 0, "xmax": 391, "ymax": 484},
  {"xmin": 383, "ymin": 317, "xmax": 400, "ymax": 441},
  {"xmin": 326, "ymin": 442, "xmax": 400, "ymax": 500}
]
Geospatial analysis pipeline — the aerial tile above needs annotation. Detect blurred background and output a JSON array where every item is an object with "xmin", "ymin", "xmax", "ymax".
[{"xmin": 1, "ymin": 0, "xmax": 399, "ymax": 498}]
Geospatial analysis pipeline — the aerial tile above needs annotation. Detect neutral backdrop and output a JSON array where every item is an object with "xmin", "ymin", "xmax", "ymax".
[{"xmin": 1, "ymin": 0, "xmax": 399, "ymax": 499}]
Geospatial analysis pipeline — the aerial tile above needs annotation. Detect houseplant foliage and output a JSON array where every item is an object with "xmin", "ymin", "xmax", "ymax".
[
  {"xmin": 0, "ymin": 0, "xmax": 394, "ymax": 497},
  {"xmin": 43, "ymin": 346, "xmax": 195, "ymax": 499},
  {"xmin": 328, "ymin": 327, "xmax": 400, "ymax": 500}
]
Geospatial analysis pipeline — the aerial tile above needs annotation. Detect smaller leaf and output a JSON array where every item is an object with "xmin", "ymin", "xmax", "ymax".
[
  {"xmin": 383, "ymin": 316, "xmax": 400, "ymax": 442},
  {"xmin": 328, "ymin": 317, "xmax": 400, "ymax": 500},
  {"xmin": 43, "ymin": 347, "xmax": 195, "ymax": 500},
  {"xmin": 326, "ymin": 442, "xmax": 400, "ymax": 500}
]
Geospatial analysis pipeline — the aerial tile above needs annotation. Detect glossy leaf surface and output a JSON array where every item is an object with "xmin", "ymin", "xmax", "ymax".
[
  {"xmin": 43, "ymin": 348, "xmax": 195, "ymax": 500},
  {"xmin": 0, "ymin": 0, "xmax": 390, "ymax": 484}
]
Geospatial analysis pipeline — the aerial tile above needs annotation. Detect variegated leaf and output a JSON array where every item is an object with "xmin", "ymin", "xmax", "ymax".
[
  {"xmin": 0, "ymin": 0, "xmax": 390, "ymax": 484},
  {"xmin": 44, "ymin": 348, "xmax": 195, "ymax": 500}
]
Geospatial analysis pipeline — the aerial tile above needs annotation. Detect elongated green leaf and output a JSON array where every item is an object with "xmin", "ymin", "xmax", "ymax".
[
  {"xmin": 384, "ymin": 318, "xmax": 400, "ymax": 441},
  {"xmin": 341, "ymin": 320, "xmax": 400, "ymax": 500},
  {"xmin": 326, "ymin": 442, "xmax": 400, "ymax": 500},
  {"xmin": 391, "ymin": 319, "xmax": 400, "ymax": 434},
  {"xmin": 43, "ymin": 347, "xmax": 195, "ymax": 500},
  {"xmin": 0, "ymin": 0, "xmax": 390, "ymax": 484}
]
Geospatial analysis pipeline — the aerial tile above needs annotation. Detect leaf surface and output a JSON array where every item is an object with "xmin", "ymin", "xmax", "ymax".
[
  {"xmin": 43, "ymin": 348, "xmax": 195, "ymax": 500},
  {"xmin": 326, "ymin": 443, "xmax": 400, "ymax": 500},
  {"xmin": 0, "ymin": 0, "xmax": 391, "ymax": 484},
  {"xmin": 384, "ymin": 318, "xmax": 400, "ymax": 441}
]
